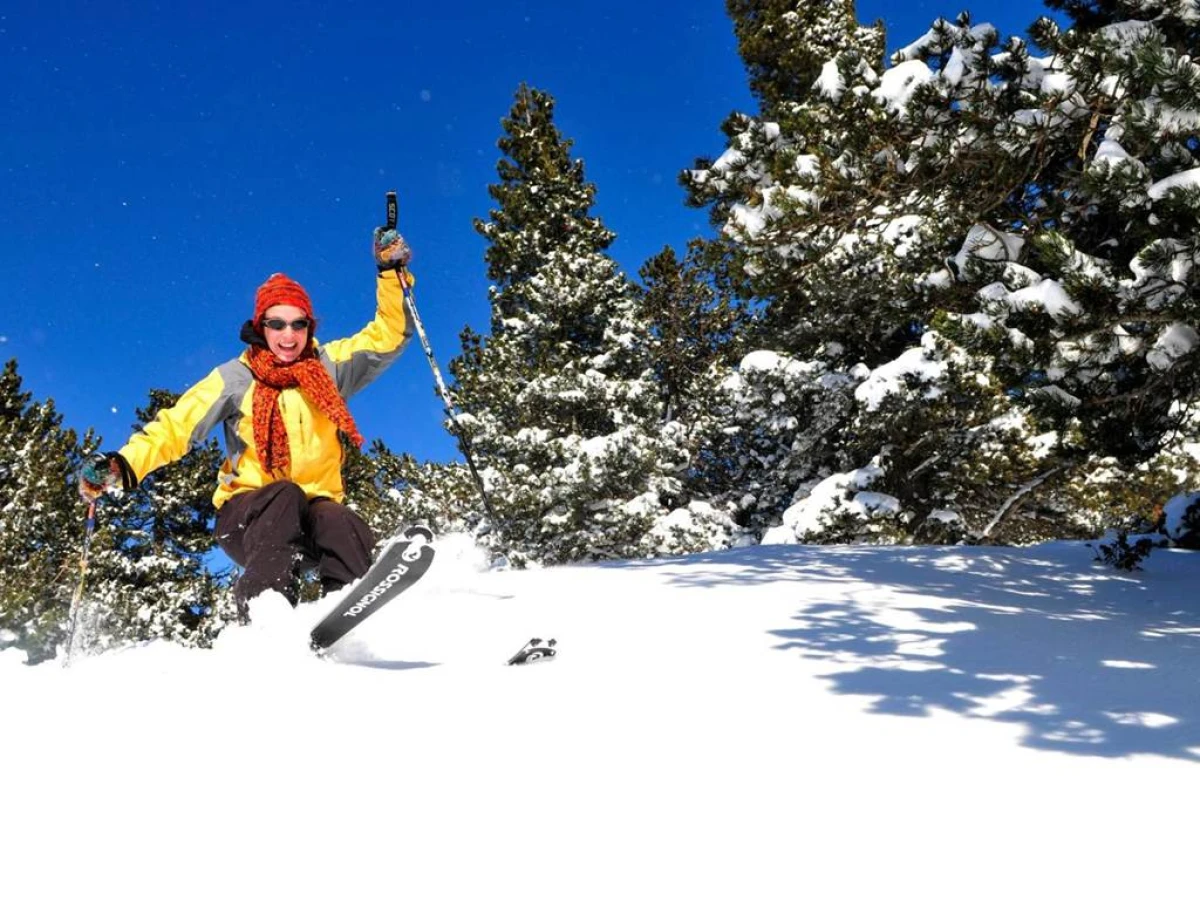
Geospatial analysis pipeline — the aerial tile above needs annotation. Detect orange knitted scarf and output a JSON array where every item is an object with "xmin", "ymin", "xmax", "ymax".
[{"xmin": 246, "ymin": 345, "xmax": 364, "ymax": 473}]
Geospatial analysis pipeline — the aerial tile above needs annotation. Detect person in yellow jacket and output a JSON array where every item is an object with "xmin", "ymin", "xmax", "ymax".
[{"xmin": 79, "ymin": 225, "xmax": 416, "ymax": 618}]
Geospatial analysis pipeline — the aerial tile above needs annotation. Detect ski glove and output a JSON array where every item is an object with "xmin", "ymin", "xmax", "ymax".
[
  {"xmin": 78, "ymin": 451, "xmax": 136, "ymax": 503},
  {"xmin": 373, "ymin": 227, "xmax": 412, "ymax": 272}
]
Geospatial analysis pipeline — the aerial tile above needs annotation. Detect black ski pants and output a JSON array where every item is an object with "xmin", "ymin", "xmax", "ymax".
[{"xmin": 215, "ymin": 481, "xmax": 375, "ymax": 605}]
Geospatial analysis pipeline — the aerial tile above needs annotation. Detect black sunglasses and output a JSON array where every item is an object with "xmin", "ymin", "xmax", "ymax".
[{"xmin": 261, "ymin": 317, "xmax": 311, "ymax": 332}]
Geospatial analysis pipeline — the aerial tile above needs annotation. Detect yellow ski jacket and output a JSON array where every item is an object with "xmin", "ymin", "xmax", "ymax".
[{"xmin": 118, "ymin": 269, "xmax": 413, "ymax": 509}]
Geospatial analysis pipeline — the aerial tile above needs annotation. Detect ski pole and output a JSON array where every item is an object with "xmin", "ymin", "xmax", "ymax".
[
  {"xmin": 64, "ymin": 500, "xmax": 97, "ymax": 666},
  {"xmin": 387, "ymin": 191, "xmax": 499, "ymax": 526}
]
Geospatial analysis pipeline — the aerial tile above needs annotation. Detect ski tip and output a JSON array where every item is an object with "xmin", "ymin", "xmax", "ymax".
[
  {"xmin": 506, "ymin": 637, "xmax": 558, "ymax": 666},
  {"xmin": 403, "ymin": 524, "xmax": 435, "ymax": 543}
]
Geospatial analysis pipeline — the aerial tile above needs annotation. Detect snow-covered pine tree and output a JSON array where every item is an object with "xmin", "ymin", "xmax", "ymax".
[
  {"xmin": 636, "ymin": 242, "xmax": 746, "ymax": 425},
  {"xmin": 340, "ymin": 438, "xmax": 405, "ymax": 546},
  {"xmin": 80, "ymin": 389, "xmax": 235, "ymax": 652},
  {"xmin": 342, "ymin": 438, "xmax": 479, "ymax": 540},
  {"xmin": 634, "ymin": 244, "xmax": 765, "ymax": 533},
  {"xmin": 376, "ymin": 453, "xmax": 479, "ymax": 537},
  {"xmin": 449, "ymin": 85, "xmax": 727, "ymax": 563},
  {"xmin": 683, "ymin": 0, "xmax": 1198, "ymax": 543},
  {"xmin": 726, "ymin": 0, "xmax": 887, "ymax": 119},
  {"xmin": 684, "ymin": 0, "xmax": 900, "ymax": 362},
  {"xmin": 0, "ymin": 359, "xmax": 87, "ymax": 662},
  {"xmin": 908, "ymin": 1, "xmax": 1200, "ymax": 532},
  {"xmin": 683, "ymin": 2, "xmax": 1037, "ymax": 542}
]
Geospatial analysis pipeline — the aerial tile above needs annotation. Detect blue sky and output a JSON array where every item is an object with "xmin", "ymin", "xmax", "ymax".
[{"xmin": 2, "ymin": 1, "xmax": 1053, "ymax": 468}]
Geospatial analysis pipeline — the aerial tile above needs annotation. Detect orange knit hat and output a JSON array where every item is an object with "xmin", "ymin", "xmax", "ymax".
[{"xmin": 254, "ymin": 273, "xmax": 314, "ymax": 324}]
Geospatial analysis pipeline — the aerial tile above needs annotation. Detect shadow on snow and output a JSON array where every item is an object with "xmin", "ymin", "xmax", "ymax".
[
  {"xmin": 634, "ymin": 542, "xmax": 1200, "ymax": 762},
  {"xmin": 329, "ymin": 657, "xmax": 440, "ymax": 671}
]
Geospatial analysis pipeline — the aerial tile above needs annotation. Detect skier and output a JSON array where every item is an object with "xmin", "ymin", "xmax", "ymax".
[{"xmin": 78, "ymin": 219, "xmax": 417, "ymax": 620}]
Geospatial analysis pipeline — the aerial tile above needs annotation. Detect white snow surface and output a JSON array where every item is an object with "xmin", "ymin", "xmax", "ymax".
[{"xmin": 4, "ymin": 535, "xmax": 1200, "ymax": 898}]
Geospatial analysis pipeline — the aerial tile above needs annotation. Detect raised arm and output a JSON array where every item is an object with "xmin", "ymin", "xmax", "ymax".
[{"xmin": 318, "ymin": 259, "xmax": 416, "ymax": 399}]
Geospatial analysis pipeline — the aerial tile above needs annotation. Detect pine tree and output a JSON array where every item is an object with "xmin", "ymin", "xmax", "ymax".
[
  {"xmin": 636, "ymin": 242, "xmax": 746, "ymax": 425},
  {"xmin": 80, "ymin": 389, "xmax": 235, "ymax": 652},
  {"xmin": 450, "ymin": 85, "xmax": 722, "ymax": 563},
  {"xmin": 684, "ymin": 2, "xmax": 917, "ymax": 363},
  {"xmin": 0, "ymin": 359, "xmax": 86, "ymax": 662},
  {"xmin": 1008, "ymin": 3, "xmax": 1200, "ymax": 464},
  {"xmin": 919, "ymin": 3, "xmax": 1200, "ymax": 527},
  {"xmin": 341, "ymin": 438, "xmax": 480, "ymax": 540},
  {"xmin": 682, "ymin": 1, "xmax": 1199, "ymax": 543},
  {"xmin": 726, "ymin": 0, "xmax": 886, "ymax": 117},
  {"xmin": 340, "ymin": 438, "xmax": 403, "ymax": 543},
  {"xmin": 683, "ymin": 4, "xmax": 1031, "ymax": 540}
]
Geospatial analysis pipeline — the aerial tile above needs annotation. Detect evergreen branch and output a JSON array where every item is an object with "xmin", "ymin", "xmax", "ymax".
[{"xmin": 975, "ymin": 464, "xmax": 1069, "ymax": 542}]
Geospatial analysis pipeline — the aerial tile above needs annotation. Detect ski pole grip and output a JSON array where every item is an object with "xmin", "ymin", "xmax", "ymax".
[{"xmin": 386, "ymin": 191, "xmax": 397, "ymax": 230}]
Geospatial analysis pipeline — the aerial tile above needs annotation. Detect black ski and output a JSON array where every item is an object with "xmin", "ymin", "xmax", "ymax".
[
  {"xmin": 507, "ymin": 637, "xmax": 557, "ymax": 665},
  {"xmin": 310, "ymin": 525, "xmax": 435, "ymax": 650}
]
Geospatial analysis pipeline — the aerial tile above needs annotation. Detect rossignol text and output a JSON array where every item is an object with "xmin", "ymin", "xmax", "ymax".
[{"xmin": 342, "ymin": 562, "xmax": 411, "ymax": 618}]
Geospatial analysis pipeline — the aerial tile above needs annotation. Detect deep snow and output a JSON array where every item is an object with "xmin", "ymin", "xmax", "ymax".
[{"xmin": 3, "ymin": 536, "xmax": 1199, "ymax": 898}]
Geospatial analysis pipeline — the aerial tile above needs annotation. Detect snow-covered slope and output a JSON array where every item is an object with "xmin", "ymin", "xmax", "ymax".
[{"xmin": 4, "ymin": 538, "xmax": 1199, "ymax": 898}]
